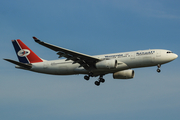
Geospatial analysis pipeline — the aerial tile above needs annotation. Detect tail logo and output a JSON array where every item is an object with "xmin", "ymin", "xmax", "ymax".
[{"xmin": 18, "ymin": 49, "xmax": 30, "ymax": 57}]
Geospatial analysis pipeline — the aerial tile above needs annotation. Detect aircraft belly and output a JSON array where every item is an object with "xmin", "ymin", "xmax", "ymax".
[
  {"xmin": 74, "ymin": 67, "xmax": 89, "ymax": 74},
  {"xmin": 31, "ymin": 62, "xmax": 78, "ymax": 75},
  {"xmin": 55, "ymin": 64, "xmax": 78, "ymax": 75}
]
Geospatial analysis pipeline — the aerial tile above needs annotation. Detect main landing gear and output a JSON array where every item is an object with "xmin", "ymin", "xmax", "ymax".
[
  {"xmin": 84, "ymin": 74, "xmax": 105, "ymax": 86},
  {"xmin": 94, "ymin": 75, "xmax": 105, "ymax": 86},
  {"xmin": 84, "ymin": 72, "xmax": 93, "ymax": 81},
  {"xmin": 84, "ymin": 75, "xmax": 90, "ymax": 80},
  {"xmin": 157, "ymin": 64, "xmax": 161, "ymax": 73}
]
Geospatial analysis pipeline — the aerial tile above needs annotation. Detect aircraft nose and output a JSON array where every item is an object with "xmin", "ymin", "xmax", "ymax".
[
  {"xmin": 173, "ymin": 53, "xmax": 178, "ymax": 60},
  {"xmin": 175, "ymin": 54, "xmax": 178, "ymax": 59}
]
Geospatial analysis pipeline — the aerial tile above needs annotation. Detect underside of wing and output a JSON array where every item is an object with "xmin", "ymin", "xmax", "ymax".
[{"xmin": 33, "ymin": 37, "xmax": 100, "ymax": 69}]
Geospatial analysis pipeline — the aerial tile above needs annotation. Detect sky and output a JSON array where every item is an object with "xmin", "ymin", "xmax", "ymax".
[{"xmin": 0, "ymin": 0, "xmax": 180, "ymax": 120}]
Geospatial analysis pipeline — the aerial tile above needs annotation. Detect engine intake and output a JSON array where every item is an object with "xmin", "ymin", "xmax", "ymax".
[
  {"xmin": 113, "ymin": 70, "xmax": 135, "ymax": 79},
  {"xmin": 96, "ymin": 59, "xmax": 117, "ymax": 69}
]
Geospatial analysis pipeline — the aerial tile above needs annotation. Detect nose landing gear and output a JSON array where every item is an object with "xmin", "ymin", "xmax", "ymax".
[{"xmin": 157, "ymin": 64, "xmax": 161, "ymax": 73}]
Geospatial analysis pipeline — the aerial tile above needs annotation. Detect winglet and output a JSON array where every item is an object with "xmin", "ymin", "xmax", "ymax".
[{"xmin": 33, "ymin": 36, "xmax": 41, "ymax": 43}]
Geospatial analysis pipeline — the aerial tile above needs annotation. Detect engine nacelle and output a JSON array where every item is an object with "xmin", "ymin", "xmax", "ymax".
[
  {"xmin": 113, "ymin": 70, "xmax": 135, "ymax": 79},
  {"xmin": 96, "ymin": 59, "xmax": 117, "ymax": 69}
]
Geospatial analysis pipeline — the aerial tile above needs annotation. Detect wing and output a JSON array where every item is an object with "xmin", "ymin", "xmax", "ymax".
[{"xmin": 33, "ymin": 37, "xmax": 100, "ymax": 69}]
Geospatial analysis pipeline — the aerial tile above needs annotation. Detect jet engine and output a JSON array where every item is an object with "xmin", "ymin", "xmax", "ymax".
[
  {"xmin": 96, "ymin": 59, "xmax": 117, "ymax": 69},
  {"xmin": 113, "ymin": 70, "xmax": 135, "ymax": 79}
]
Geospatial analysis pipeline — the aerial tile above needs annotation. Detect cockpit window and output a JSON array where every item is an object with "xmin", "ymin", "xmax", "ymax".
[{"xmin": 167, "ymin": 51, "xmax": 173, "ymax": 53}]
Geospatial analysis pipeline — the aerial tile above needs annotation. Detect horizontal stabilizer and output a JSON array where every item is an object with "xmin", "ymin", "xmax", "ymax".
[{"xmin": 4, "ymin": 59, "xmax": 32, "ymax": 69}]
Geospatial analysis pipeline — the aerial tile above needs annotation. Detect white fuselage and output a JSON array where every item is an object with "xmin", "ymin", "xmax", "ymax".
[{"xmin": 28, "ymin": 49, "xmax": 178, "ymax": 75}]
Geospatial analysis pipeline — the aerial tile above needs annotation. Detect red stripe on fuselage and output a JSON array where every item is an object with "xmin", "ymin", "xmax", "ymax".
[{"xmin": 16, "ymin": 39, "xmax": 43, "ymax": 63}]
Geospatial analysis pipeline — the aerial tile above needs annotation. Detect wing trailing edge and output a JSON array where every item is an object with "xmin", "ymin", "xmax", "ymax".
[{"xmin": 33, "ymin": 36, "xmax": 100, "ymax": 69}]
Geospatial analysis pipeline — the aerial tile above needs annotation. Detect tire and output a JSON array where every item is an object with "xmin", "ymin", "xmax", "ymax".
[
  {"xmin": 157, "ymin": 69, "xmax": 161, "ymax": 73},
  {"xmin": 94, "ymin": 81, "xmax": 100, "ymax": 86},
  {"xmin": 84, "ymin": 76, "xmax": 90, "ymax": 80},
  {"xmin": 99, "ymin": 78, "xmax": 105, "ymax": 83}
]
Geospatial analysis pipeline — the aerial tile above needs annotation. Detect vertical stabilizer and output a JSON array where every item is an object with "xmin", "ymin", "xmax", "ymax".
[{"xmin": 12, "ymin": 39, "xmax": 43, "ymax": 63}]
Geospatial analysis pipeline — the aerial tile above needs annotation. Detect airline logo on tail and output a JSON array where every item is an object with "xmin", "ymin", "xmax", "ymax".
[
  {"xmin": 17, "ymin": 49, "xmax": 30, "ymax": 57},
  {"xmin": 12, "ymin": 39, "xmax": 43, "ymax": 64}
]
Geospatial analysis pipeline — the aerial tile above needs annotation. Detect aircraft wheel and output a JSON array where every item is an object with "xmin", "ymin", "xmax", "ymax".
[
  {"xmin": 99, "ymin": 78, "xmax": 105, "ymax": 83},
  {"xmin": 84, "ymin": 75, "xmax": 90, "ymax": 80},
  {"xmin": 95, "ymin": 81, "xmax": 100, "ymax": 86},
  {"xmin": 157, "ymin": 69, "xmax": 161, "ymax": 73}
]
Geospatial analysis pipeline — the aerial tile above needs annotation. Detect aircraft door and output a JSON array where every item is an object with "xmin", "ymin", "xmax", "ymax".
[
  {"xmin": 152, "ymin": 50, "xmax": 161, "ymax": 63},
  {"xmin": 156, "ymin": 51, "xmax": 161, "ymax": 57},
  {"xmin": 43, "ymin": 63, "xmax": 48, "ymax": 69},
  {"xmin": 130, "ymin": 52, "xmax": 135, "ymax": 59}
]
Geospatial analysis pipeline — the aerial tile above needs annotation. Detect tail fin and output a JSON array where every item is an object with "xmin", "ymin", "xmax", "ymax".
[{"xmin": 12, "ymin": 39, "xmax": 43, "ymax": 63}]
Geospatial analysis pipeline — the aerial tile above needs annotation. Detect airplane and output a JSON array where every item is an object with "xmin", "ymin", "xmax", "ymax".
[{"xmin": 4, "ymin": 37, "xmax": 178, "ymax": 86}]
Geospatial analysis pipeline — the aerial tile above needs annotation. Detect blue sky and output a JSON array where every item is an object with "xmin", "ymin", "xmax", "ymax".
[{"xmin": 1, "ymin": 0, "xmax": 180, "ymax": 120}]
